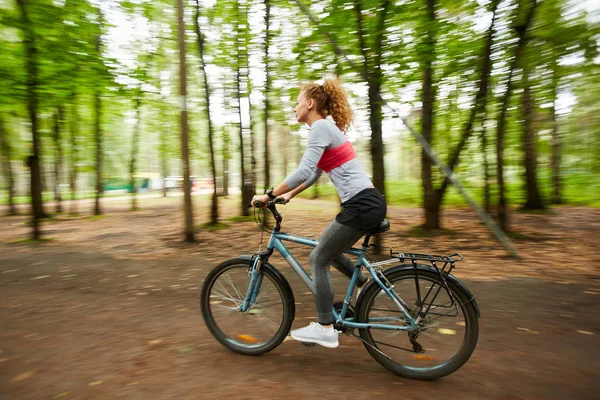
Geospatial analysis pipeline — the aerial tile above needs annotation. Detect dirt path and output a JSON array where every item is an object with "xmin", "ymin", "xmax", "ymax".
[{"xmin": 1, "ymin": 196, "xmax": 599, "ymax": 399}]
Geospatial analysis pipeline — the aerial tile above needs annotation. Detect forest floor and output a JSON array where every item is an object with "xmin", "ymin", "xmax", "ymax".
[{"xmin": 0, "ymin": 194, "xmax": 599, "ymax": 399}]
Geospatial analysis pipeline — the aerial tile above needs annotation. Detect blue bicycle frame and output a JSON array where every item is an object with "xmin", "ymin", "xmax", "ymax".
[{"xmin": 240, "ymin": 229, "xmax": 421, "ymax": 332}]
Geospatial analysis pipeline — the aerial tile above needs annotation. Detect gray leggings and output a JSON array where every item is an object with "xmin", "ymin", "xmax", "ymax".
[{"xmin": 310, "ymin": 220, "xmax": 365, "ymax": 325}]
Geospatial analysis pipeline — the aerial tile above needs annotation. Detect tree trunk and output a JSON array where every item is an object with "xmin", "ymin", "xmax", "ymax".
[
  {"xmin": 53, "ymin": 106, "xmax": 64, "ymax": 214},
  {"xmin": 177, "ymin": 0, "xmax": 195, "ymax": 242},
  {"xmin": 353, "ymin": 0, "xmax": 390, "ymax": 252},
  {"xmin": 235, "ymin": 1, "xmax": 253, "ymax": 216},
  {"xmin": 93, "ymin": 27, "xmax": 103, "ymax": 216},
  {"xmin": 194, "ymin": 0, "xmax": 218, "ymax": 225},
  {"xmin": 496, "ymin": 0, "xmax": 537, "ymax": 230},
  {"xmin": 312, "ymin": 180, "xmax": 320, "ymax": 199},
  {"xmin": 129, "ymin": 95, "xmax": 141, "ymax": 211},
  {"xmin": 0, "ymin": 114, "xmax": 17, "ymax": 216},
  {"xmin": 423, "ymin": 0, "xmax": 500, "ymax": 228},
  {"xmin": 550, "ymin": 64, "xmax": 562, "ymax": 204},
  {"xmin": 69, "ymin": 91, "xmax": 78, "ymax": 214},
  {"xmin": 353, "ymin": 0, "xmax": 389, "ymax": 200},
  {"xmin": 17, "ymin": 0, "xmax": 45, "ymax": 239},
  {"xmin": 281, "ymin": 127, "xmax": 289, "ymax": 178},
  {"xmin": 160, "ymin": 105, "xmax": 168, "ymax": 198},
  {"xmin": 521, "ymin": 67, "xmax": 544, "ymax": 209},
  {"xmin": 222, "ymin": 127, "xmax": 230, "ymax": 196},
  {"xmin": 245, "ymin": 2, "xmax": 257, "ymax": 198},
  {"xmin": 481, "ymin": 121, "xmax": 490, "ymax": 212},
  {"xmin": 421, "ymin": 0, "xmax": 438, "ymax": 230},
  {"xmin": 93, "ymin": 85, "xmax": 103, "ymax": 215},
  {"xmin": 263, "ymin": 0, "xmax": 271, "ymax": 190}
]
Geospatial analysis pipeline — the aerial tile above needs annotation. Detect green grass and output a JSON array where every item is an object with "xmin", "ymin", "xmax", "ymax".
[
  {"xmin": 297, "ymin": 173, "xmax": 600, "ymax": 208},
  {"xmin": 2, "ymin": 173, "xmax": 598, "ymax": 208},
  {"xmin": 506, "ymin": 231, "xmax": 533, "ymax": 241},
  {"xmin": 227, "ymin": 215, "xmax": 254, "ymax": 223},
  {"xmin": 6, "ymin": 236, "xmax": 56, "ymax": 245},
  {"xmin": 406, "ymin": 226, "xmax": 458, "ymax": 238},
  {"xmin": 87, "ymin": 214, "xmax": 107, "ymax": 221}
]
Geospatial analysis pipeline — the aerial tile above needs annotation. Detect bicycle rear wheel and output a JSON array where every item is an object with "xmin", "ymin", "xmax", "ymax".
[
  {"xmin": 200, "ymin": 258, "xmax": 295, "ymax": 355},
  {"xmin": 357, "ymin": 268, "xmax": 478, "ymax": 380}
]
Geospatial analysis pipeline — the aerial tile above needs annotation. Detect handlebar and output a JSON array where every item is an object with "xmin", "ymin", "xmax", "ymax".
[
  {"xmin": 252, "ymin": 197, "xmax": 285, "ymax": 209},
  {"xmin": 251, "ymin": 197, "xmax": 285, "ymax": 231}
]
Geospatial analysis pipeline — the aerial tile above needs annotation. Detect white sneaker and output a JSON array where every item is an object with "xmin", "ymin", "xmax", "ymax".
[{"xmin": 290, "ymin": 322, "xmax": 339, "ymax": 348}]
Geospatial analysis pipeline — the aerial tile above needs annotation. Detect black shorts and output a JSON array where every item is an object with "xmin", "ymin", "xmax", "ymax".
[{"xmin": 336, "ymin": 188, "xmax": 387, "ymax": 235}]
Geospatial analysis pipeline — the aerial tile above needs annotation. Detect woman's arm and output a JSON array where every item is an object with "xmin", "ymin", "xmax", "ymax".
[{"xmin": 252, "ymin": 121, "xmax": 328, "ymax": 207}]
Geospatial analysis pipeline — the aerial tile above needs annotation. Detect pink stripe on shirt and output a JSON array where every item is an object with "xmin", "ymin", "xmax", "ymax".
[{"xmin": 316, "ymin": 141, "xmax": 357, "ymax": 173}]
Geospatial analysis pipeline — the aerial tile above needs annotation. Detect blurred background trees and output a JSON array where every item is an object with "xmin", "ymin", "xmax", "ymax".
[{"xmin": 0, "ymin": 0, "xmax": 598, "ymax": 241}]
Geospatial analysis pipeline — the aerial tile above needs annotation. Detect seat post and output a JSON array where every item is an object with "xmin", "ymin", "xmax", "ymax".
[{"xmin": 361, "ymin": 235, "xmax": 371, "ymax": 248}]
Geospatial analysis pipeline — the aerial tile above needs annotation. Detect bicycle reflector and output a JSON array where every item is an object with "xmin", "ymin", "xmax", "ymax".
[
  {"xmin": 237, "ymin": 334, "xmax": 259, "ymax": 344},
  {"xmin": 412, "ymin": 355, "xmax": 437, "ymax": 362}
]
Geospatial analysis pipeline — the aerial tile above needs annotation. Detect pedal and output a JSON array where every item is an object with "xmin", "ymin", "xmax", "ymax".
[{"xmin": 301, "ymin": 342, "xmax": 316, "ymax": 347}]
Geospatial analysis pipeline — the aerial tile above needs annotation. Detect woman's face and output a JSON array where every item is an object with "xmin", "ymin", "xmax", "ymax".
[{"xmin": 294, "ymin": 92, "xmax": 311, "ymax": 124}]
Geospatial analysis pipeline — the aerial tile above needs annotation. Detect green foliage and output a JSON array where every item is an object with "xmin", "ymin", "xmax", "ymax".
[{"xmin": 0, "ymin": 0, "xmax": 598, "ymax": 229}]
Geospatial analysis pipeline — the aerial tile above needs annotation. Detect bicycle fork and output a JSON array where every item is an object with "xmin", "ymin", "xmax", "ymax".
[{"xmin": 240, "ymin": 255, "xmax": 266, "ymax": 312}]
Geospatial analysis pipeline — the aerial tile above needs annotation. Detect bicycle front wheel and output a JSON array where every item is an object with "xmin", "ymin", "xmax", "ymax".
[
  {"xmin": 357, "ymin": 268, "xmax": 478, "ymax": 380},
  {"xmin": 200, "ymin": 258, "xmax": 295, "ymax": 355}
]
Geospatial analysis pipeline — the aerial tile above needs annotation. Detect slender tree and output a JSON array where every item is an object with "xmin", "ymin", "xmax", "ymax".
[
  {"xmin": 52, "ymin": 106, "xmax": 64, "ymax": 214},
  {"xmin": 159, "ymin": 104, "xmax": 169, "ymax": 198},
  {"xmin": 521, "ymin": 64, "xmax": 544, "ymax": 209},
  {"xmin": 194, "ymin": 0, "xmax": 218, "ymax": 225},
  {"xmin": 129, "ymin": 94, "xmax": 142, "ymax": 211},
  {"xmin": 69, "ymin": 90, "xmax": 78, "ymax": 214},
  {"xmin": 420, "ymin": 0, "xmax": 437, "ymax": 229},
  {"xmin": 93, "ymin": 12, "xmax": 104, "ymax": 216},
  {"xmin": 352, "ymin": 0, "xmax": 390, "ymax": 198},
  {"xmin": 177, "ymin": 0, "xmax": 195, "ymax": 242},
  {"xmin": 549, "ymin": 60, "xmax": 562, "ymax": 204},
  {"xmin": 0, "ymin": 114, "xmax": 17, "ymax": 216},
  {"xmin": 234, "ymin": 0, "xmax": 254, "ymax": 216},
  {"xmin": 423, "ymin": 0, "xmax": 501, "ymax": 229},
  {"xmin": 16, "ymin": 0, "xmax": 46, "ymax": 239},
  {"xmin": 480, "ymin": 121, "xmax": 490, "ymax": 212},
  {"xmin": 263, "ymin": 0, "xmax": 272, "ymax": 189},
  {"xmin": 221, "ymin": 126, "xmax": 231, "ymax": 196},
  {"xmin": 496, "ymin": 0, "xmax": 538, "ymax": 230}
]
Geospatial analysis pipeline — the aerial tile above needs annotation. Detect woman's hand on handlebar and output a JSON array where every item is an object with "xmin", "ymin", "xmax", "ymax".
[
  {"xmin": 251, "ymin": 193, "xmax": 289, "ymax": 208},
  {"xmin": 279, "ymin": 192, "xmax": 292, "ymax": 205},
  {"xmin": 251, "ymin": 194, "xmax": 270, "ymax": 208}
]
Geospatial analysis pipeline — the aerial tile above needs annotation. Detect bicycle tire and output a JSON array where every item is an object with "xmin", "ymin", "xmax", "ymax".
[
  {"xmin": 200, "ymin": 257, "xmax": 295, "ymax": 355},
  {"xmin": 356, "ymin": 268, "xmax": 478, "ymax": 380}
]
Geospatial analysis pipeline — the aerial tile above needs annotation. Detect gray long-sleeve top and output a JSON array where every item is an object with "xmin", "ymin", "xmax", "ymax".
[{"xmin": 284, "ymin": 119, "xmax": 373, "ymax": 203}]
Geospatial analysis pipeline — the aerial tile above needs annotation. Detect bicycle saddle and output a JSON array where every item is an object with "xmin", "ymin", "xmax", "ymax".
[{"xmin": 374, "ymin": 219, "xmax": 390, "ymax": 233}]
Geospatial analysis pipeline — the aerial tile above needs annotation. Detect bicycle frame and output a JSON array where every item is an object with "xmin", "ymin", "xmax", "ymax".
[{"xmin": 241, "ymin": 229, "xmax": 421, "ymax": 332}]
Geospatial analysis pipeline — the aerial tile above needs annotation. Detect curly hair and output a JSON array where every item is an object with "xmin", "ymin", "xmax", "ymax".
[{"xmin": 301, "ymin": 78, "xmax": 353, "ymax": 133}]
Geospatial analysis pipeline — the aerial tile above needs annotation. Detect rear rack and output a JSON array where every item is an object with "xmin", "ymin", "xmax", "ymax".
[{"xmin": 390, "ymin": 251, "xmax": 463, "ymax": 264}]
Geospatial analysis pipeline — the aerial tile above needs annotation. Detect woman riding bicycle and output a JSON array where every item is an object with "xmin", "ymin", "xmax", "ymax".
[{"xmin": 252, "ymin": 77, "xmax": 387, "ymax": 348}]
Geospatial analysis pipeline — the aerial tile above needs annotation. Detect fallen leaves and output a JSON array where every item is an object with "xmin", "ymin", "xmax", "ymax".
[
  {"xmin": 517, "ymin": 327, "xmax": 539, "ymax": 334},
  {"xmin": 576, "ymin": 330, "xmax": 595, "ymax": 336},
  {"xmin": 13, "ymin": 372, "xmax": 34, "ymax": 382}
]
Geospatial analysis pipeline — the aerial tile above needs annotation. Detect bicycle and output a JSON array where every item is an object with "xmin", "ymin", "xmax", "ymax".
[{"xmin": 200, "ymin": 198, "xmax": 480, "ymax": 380}]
